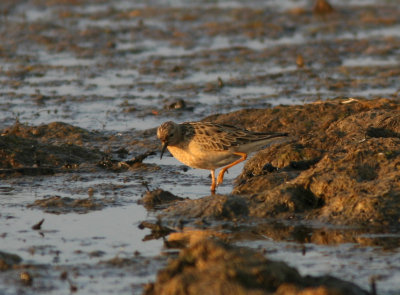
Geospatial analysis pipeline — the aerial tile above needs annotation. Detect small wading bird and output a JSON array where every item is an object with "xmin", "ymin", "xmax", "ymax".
[{"xmin": 157, "ymin": 121, "xmax": 288, "ymax": 194}]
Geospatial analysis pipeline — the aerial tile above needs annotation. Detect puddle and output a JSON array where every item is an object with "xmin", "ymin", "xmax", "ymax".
[
  {"xmin": 342, "ymin": 56, "xmax": 400, "ymax": 67},
  {"xmin": 1, "ymin": 204, "xmax": 162, "ymax": 264},
  {"xmin": 37, "ymin": 52, "xmax": 96, "ymax": 67},
  {"xmin": 347, "ymin": 87, "xmax": 399, "ymax": 98},
  {"xmin": 238, "ymin": 238, "xmax": 400, "ymax": 295},
  {"xmin": 228, "ymin": 85, "xmax": 278, "ymax": 97},
  {"xmin": 144, "ymin": 154, "xmax": 244, "ymax": 198},
  {"xmin": 338, "ymin": 24, "xmax": 400, "ymax": 40},
  {"xmin": 181, "ymin": 71, "xmax": 238, "ymax": 83}
]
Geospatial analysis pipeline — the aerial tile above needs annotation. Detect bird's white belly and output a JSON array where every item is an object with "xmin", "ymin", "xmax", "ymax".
[{"xmin": 167, "ymin": 146, "xmax": 239, "ymax": 170}]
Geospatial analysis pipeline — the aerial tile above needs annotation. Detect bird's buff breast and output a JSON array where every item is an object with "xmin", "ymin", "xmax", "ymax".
[{"xmin": 167, "ymin": 145, "xmax": 239, "ymax": 170}]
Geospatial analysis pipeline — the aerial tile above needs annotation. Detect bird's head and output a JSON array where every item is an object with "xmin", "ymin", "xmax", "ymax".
[{"xmin": 157, "ymin": 121, "xmax": 180, "ymax": 159}]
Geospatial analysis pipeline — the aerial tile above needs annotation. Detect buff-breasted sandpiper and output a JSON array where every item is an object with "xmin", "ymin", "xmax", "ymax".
[{"xmin": 157, "ymin": 121, "xmax": 288, "ymax": 194}]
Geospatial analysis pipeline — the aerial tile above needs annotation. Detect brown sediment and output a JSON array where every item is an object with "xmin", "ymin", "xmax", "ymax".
[
  {"xmin": 163, "ymin": 98, "xmax": 400, "ymax": 227},
  {"xmin": 0, "ymin": 251, "xmax": 22, "ymax": 271},
  {"xmin": 0, "ymin": 122, "xmax": 104, "ymax": 171},
  {"xmin": 0, "ymin": 121, "xmax": 158, "ymax": 176},
  {"xmin": 27, "ymin": 195, "xmax": 118, "ymax": 214},
  {"xmin": 144, "ymin": 238, "xmax": 369, "ymax": 295},
  {"xmin": 139, "ymin": 189, "xmax": 185, "ymax": 210}
]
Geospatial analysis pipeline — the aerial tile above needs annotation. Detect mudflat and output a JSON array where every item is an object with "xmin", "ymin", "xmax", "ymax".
[{"xmin": 0, "ymin": 0, "xmax": 399, "ymax": 294}]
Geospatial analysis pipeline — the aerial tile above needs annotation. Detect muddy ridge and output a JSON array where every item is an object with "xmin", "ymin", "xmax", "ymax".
[
  {"xmin": 145, "ymin": 238, "xmax": 370, "ymax": 295},
  {"xmin": 162, "ymin": 98, "xmax": 400, "ymax": 227}
]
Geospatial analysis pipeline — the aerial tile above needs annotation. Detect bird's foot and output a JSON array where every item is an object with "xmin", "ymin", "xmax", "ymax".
[
  {"xmin": 210, "ymin": 183, "xmax": 216, "ymax": 194},
  {"xmin": 216, "ymin": 169, "xmax": 227, "ymax": 186}
]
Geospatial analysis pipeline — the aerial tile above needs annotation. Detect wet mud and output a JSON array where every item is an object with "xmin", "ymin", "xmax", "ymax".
[
  {"xmin": 1, "ymin": 0, "xmax": 400, "ymax": 294},
  {"xmin": 0, "ymin": 251, "xmax": 22, "ymax": 271},
  {"xmin": 186, "ymin": 98, "xmax": 400, "ymax": 226},
  {"xmin": 139, "ymin": 188, "xmax": 185, "ymax": 210},
  {"xmin": 145, "ymin": 239, "xmax": 369, "ymax": 295},
  {"xmin": 0, "ymin": 122, "xmax": 104, "ymax": 173},
  {"xmin": 27, "ymin": 195, "xmax": 119, "ymax": 214}
]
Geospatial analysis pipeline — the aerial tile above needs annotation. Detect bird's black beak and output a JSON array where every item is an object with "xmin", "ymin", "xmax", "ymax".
[{"xmin": 160, "ymin": 141, "xmax": 168, "ymax": 159}]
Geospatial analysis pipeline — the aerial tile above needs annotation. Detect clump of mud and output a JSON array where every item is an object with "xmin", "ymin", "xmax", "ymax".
[
  {"xmin": 1, "ymin": 121, "xmax": 101, "ymax": 146},
  {"xmin": 27, "ymin": 195, "xmax": 118, "ymax": 214},
  {"xmin": 164, "ymin": 98, "xmax": 400, "ymax": 227},
  {"xmin": 144, "ymin": 238, "xmax": 370, "ymax": 295},
  {"xmin": 0, "ymin": 121, "xmax": 158, "ymax": 176},
  {"xmin": 139, "ymin": 189, "xmax": 185, "ymax": 210},
  {"xmin": 0, "ymin": 251, "xmax": 22, "ymax": 271},
  {"xmin": 163, "ymin": 194, "xmax": 249, "ymax": 221},
  {"xmin": 0, "ymin": 122, "xmax": 104, "ymax": 172}
]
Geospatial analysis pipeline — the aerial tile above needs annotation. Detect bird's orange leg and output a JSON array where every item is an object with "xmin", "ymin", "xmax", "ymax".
[
  {"xmin": 216, "ymin": 152, "xmax": 247, "ymax": 186},
  {"xmin": 210, "ymin": 169, "xmax": 216, "ymax": 194}
]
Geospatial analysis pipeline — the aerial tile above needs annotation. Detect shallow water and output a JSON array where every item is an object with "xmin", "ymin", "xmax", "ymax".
[
  {"xmin": 239, "ymin": 238, "xmax": 400, "ymax": 295},
  {"xmin": 1, "ymin": 0, "xmax": 400, "ymax": 294}
]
